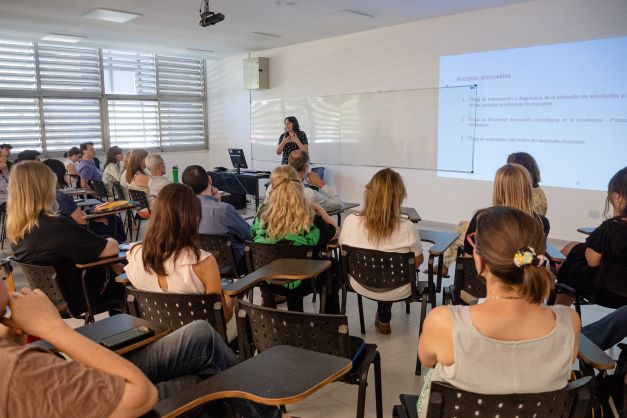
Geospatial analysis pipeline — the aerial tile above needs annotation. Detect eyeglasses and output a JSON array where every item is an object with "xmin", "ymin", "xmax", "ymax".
[
  {"xmin": 466, "ymin": 232, "xmax": 477, "ymax": 250},
  {"xmin": 1, "ymin": 276, "xmax": 10, "ymax": 320}
]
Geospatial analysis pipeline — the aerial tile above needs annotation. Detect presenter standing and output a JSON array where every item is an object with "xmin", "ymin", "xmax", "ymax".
[{"xmin": 276, "ymin": 116, "xmax": 308, "ymax": 164}]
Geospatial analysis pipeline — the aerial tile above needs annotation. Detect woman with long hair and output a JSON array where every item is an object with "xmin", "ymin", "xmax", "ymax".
[
  {"xmin": 276, "ymin": 116, "xmax": 308, "ymax": 164},
  {"xmin": 463, "ymin": 163, "xmax": 550, "ymax": 255},
  {"xmin": 8, "ymin": 161, "xmax": 123, "ymax": 316},
  {"xmin": 125, "ymin": 149, "xmax": 150, "ymax": 193},
  {"xmin": 124, "ymin": 183, "xmax": 233, "ymax": 317},
  {"xmin": 0, "ymin": 152, "xmax": 9, "ymax": 206},
  {"xmin": 417, "ymin": 206, "xmax": 579, "ymax": 417},
  {"xmin": 507, "ymin": 151, "xmax": 547, "ymax": 215},
  {"xmin": 102, "ymin": 146, "xmax": 124, "ymax": 195},
  {"xmin": 556, "ymin": 166, "xmax": 627, "ymax": 307},
  {"xmin": 63, "ymin": 146, "xmax": 81, "ymax": 187},
  {"xmin": 251, "ymin": 165, "xmax": 338, "ymax": 312},
  {"xmin": 339, "ymin": 168, "xmax": 424, "ymax": 334}
]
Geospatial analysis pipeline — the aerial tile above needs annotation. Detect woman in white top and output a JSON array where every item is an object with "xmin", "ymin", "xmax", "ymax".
[
  {"xmin": 339, "ymin": 168, "xmax": 424, "ymax": 334},
  {"xmin": 63, "ymin": 146, "xmax": 81, "ymax": 187},
  {"xmin": 417, "ymin": 206, "xmax": 579, "ymax": 417},
  {"xmin": 125, "ymin": 183, "xmax": 234, "ymax": 322}
]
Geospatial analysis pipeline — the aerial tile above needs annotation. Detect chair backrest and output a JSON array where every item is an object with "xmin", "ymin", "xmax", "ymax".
[
  {"xmin": 111, "ymin": 181, "xmax": 126, "ymax": 201},
  {"xmin": 244, "ymin": 241, "xmax": 314, "ymax": 273},
  {"xmin": 590, "ymin": 262, "xmax": 627, "ymax": 308},
  {"xmin": 310, "ymin": 167, "xmax": 325, "ymax": 180},
  {"xmin": 235, "ymin": 299, "xmax": 350, "ymax": 360},
  {"xmin": 196, "ymin": 234, "xmax": 239, "ymax": 278},
  {"xmin": 90, "ymin": 180, "xmax": 109, "ymax": 201},
  {"xmin": 341, "ymin": 245, "xmax": 416, "ymax": 291},
  {"xmin": 128, "ymin": 189, "xmax": 150, "ymax": 210},
  {"xmin": 11, "ymin": 260, "xmax": 70, "ymax": 315},
  {"xmin": 426, "ymin": 377, "xmax": 593, "ymax": 418},
  {"xmin": 453, "ymin": 250, "xmax": 486, "ymax": 302},
  {"xmin": 126, "ymin": 287, "xmax": 228, "ymax": 342}
]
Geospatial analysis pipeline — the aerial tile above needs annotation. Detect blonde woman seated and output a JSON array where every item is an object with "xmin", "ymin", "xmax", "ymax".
[
  {"xmin": 251, "ymin": 165, "xmax": 339, "ymax": 312},
  {"xmin": 125, "ymin": 183, "xmax": 234, "ymax": 322},
  {"xmin": 339, "ymin": 168, "xmax": 424, "ymax": 334},
  {"xmin": 417, "ymin": 206, "xmax": 579, "ymax": 417}
]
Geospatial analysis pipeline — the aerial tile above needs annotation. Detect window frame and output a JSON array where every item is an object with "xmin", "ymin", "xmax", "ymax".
[{"xmin": 0, "ymin": 40, "xmax": 208, "ymax": 157}]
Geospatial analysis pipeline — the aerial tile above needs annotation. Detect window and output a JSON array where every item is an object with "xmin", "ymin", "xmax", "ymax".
[{"xmin": 0, "ymin": 38, "xmax": 207, "ymax": 155}]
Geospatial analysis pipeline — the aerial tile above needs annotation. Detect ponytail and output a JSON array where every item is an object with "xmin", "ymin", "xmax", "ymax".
[{"xmin": 520, "ymin": 264, "xmax": 554, "ymax": 304}]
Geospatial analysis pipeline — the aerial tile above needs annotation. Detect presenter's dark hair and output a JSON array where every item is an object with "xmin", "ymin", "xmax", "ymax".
[
  {"xmin": 284, "ymin": 116, "xmax": 300, "ymax": 133},
  {"xmin": 182, "ymin": 165, "xmax": 209, "ymax": 195},
  {"xmin": 507, "ymin": 152, "xmax": 541, "ymax": 188},
  {"xmin": 606, "ymin": 166, "xmax": 627, "ymax": 219}
]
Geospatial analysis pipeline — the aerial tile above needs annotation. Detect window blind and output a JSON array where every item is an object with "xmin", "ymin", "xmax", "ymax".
[
  {"xmin": 108, "ymin": 100, "xmax": 160, "ymax": 149},
  {"xmin": 43, "ymin": 98, "xmax": 102, "ymax": 151},
  {"xmin": 38, "ymin": 44, "xmax": 101, "ymax": 92},
  {"xmin": 0, "ymin": 40, "xmax": 36, "ymax": 90},
  {"xmin": 0, "ymin": 97, "xmax": 42, "ymax": 151},
  {"xmin": 103, "ymin": 50, "xmax": 156, "ymax": 95},
  {"xmin": 159, "ymin": 101, "xmax": 205, "ymax": 147},
  {"xmin": 157, "ymin": 55, "xmax": 204, "ymax": 97}
]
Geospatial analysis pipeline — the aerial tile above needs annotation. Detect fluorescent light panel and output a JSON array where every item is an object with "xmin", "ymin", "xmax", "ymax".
[
  {"xmin": 40, "ymin": 33, "xmax": 87, "ymax": 43},
  {"xmin": 82, "ymin": 8, "xmax": 142, "ymax": 24},
  {"xmin": 187, "ymin": 48, "xmax": 215, "ymax": 53},
  {"xmin": 251, "ymin": 32, "xmax": 281, "ymax": 38}
]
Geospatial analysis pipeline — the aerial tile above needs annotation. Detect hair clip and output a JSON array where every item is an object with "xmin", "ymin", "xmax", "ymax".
[{"xmin": 514, "ymin": 246, "xmax": 538, "ymax": 268}]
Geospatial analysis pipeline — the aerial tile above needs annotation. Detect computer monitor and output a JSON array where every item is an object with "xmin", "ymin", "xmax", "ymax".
[{"xmin": 228, "ymin": 148, "xmax": 248, "ymax": 173}]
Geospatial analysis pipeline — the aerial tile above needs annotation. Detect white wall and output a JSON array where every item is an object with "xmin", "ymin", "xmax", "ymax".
[{"xmin": 203, "ymin": 0, "xmax": 627, "ymax": 241}]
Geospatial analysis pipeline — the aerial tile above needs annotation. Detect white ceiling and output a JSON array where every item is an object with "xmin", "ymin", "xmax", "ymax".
[{"xmin": 0, "ymin": 0, "xmax": 531, "ymax": 57}]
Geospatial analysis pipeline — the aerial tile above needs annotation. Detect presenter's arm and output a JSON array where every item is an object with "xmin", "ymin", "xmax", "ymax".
[
  {"xmin": 294, "ymin": 132, "xmax": 308, "ymax": 153},
  {"xmin": 276, "ymin": 133, "xmax": 289, "ymax": 155}
]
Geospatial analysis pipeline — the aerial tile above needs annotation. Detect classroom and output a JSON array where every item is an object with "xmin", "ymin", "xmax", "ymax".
[{"xmin": 0, "ymin": 0, "xmax": 625, "ymax": 417}]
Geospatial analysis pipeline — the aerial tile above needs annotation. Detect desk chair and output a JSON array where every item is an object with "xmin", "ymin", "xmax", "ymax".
[
  {"xmin": 0, "ymin": 202, "xmax": 6, "ymax": 250},
  {"xmin": 128, "ymin": 189, "xmax": 150, "ymax": 240},
  {"xmin": 443, "ymin": 248, "xmax": 484, "ymax": 305},
  {"xmin": 126, "ymin": 288, "xmax": 228, "ymax": 343},
  {"xmin": 12, "ymin": 260, "xmax": 124, "ymax": 324},
  {"xmin": 236, "ymin": 300, "xmax": 383, "ymax": 418},
  {"xmin": 196, "ymin": 234, "xmax": 240, "ymax": 278},
  {"xmin": 90, "ymin": 179, "xmax": 110, "ymax": 201},
  {"xmin": 392, "ymin": 377, "xmax": 592, "ymax": 418},
  {"xmin": 111, "ymin": 181, "xmax": 126, "ymax": 201}
]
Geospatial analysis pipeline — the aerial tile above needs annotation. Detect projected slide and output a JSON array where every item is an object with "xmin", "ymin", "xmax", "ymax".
[{"xmin": 437, "ymin": 36, "xmax": 627, "ymax": 191}]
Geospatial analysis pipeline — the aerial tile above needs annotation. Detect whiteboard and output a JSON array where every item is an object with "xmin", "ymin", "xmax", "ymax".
[{"xmin": 250, "ymin": 85, "xmax": 476, "ymax": 171}]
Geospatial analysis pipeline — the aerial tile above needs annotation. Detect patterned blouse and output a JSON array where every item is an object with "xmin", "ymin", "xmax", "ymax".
[
  {"xmin": 102, "ymin": 162, "xmax": 122, "ymax": 196},
  {"xmin": 278, "ymin": 131, "xmax": 308, "ymax": 164},
  {"xmin": 533, "ymin": 187, "xmax": 548, "ymax": 216}
]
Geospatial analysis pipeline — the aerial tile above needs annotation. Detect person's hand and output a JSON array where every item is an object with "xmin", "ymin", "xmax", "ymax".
[
  {"xmin": 305, "ymin": 172, "xmax": 325, "ymax": 188},
  {"xmin": 2, "ymin": 288, "xmax": 67, "ymax": 338},
  {"xmin": 211, "ymin": 186, "xmax": 221, "ymax": 201}
]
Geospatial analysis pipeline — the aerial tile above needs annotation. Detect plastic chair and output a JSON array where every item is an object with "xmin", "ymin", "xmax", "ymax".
[
  {"xmin": 196, "ymin": 234, "xmax": 240, "ymax": 278},
  {"xmin": 90, "ymin": 179, "xmax": 110, "ymax": 201},
  {"xmin": 127, "ymin": 189, "xmax": 150, "ymax": 240}
]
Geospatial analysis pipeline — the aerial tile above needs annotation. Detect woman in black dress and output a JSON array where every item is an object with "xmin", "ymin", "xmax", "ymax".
[
  {"xmin": 556, "ymin": 167, "xmax": 627, "ymax": 307},
  {"xmin": 276, "ymin": 116, "xmax": 308, "ymax": 164}
]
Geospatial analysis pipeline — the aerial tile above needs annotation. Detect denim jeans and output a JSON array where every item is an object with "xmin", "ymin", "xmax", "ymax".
[
  {"xmin": 581, "ymin": 305, "xmax": 627, "ymax": 351},
  {"xmin": 124, "ymin": 320, "xmax": 281, "ymax": 418},
  {"xmin": 377, "ymin": 302, "xmax": 393, "ymax": 323}
]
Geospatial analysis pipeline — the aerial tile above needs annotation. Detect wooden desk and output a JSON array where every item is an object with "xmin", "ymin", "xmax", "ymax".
[
  {"xmin": 578, "ymin": 334, "xmax": 616, "ymax": 372},
  {"xmin": 76, "ymin": 198, "xmax": 103, "ymax": 208},
  {"xmin": 419, "ymin": 229, "xmax": 459, "ymax": 293},
  {"xmin": 61, "ymin": 188, "xmax": 96, "ymax": 198},
  {"xmin": 30, "ymin": 314, "xmax": 170, "ymax": 356},
  {"xmin": 147, "ymin": 345, "xmax": 352, "ymax": 418},
  {"xmin": 401, "ymin": 207, "xmax": 421, "ymax": 223},
  {"xmin": 85, "ymin": 203, "xmax": 138, "ymax": 241},
  {"xmin": 327, "ymin": 202, "xmax": 360, "ymax": 226},
  {"xmin": 577, "ymin": 227, "xmax": 595, "ymax": 236}
]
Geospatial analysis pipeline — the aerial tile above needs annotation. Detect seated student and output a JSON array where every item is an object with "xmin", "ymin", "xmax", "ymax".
[
  {"xmin": 13, "ymin": 149, "xmax": 40, "ymax": 165},
  {"xmin": 283, "ymin": 150, "xmax": 343, "ymax": 212},
  {"xmin": 339, "ymin": 168, "xmax": 424, "ymax": 334},
  {"xmin": 76, "ymin": 142, "xmax": 101, "ymax": 191},
  {"xmin": 417, "ymin": 206, "xmax": 580, "ymax": 418},
  {"xmin": 63, "ymin": 146, "xmax": 81, "ymax": 187},
  {"xmin": 0, "ymin": 274, "xmax": 286, "ymax": 417},
  {"xmin": 0, "ymin": 152, "xmax": 9, "ymax": 206},
  {"xmin": 182, "ymin": 165, "xmax": 251, "ymax": 274},
  {"xmin": 125, "ymin": 149, "xmax": 150, "ymax": 195},
  {"xmin": 102, "ymin": 145, "xmax": 124, "ymax": 196},
  {"xmin": 556, "ymin": 166, "xmax": 627, "ymax": 307},
  {"xmin": 251, "ymin": 165, "xmax": 339, "ymax": 312},
  {"xmin": 0, "ymin": 143, "xmax": 12, "ymax": 170},
  {"xmin": 145, "ymin": 153, "xmax": 171, "ymax": 198},
  {"xmin": 125, "ymin": 183, "xmax": 234, "ymax": 320},
  {"xmin": 507, "ymin": 152, "xmax": 548, "ymax": 215},
  {"xmin": 8, "ymin": 161, "xmax": 125, "ymax": 317},
  {"xmin": 43, "ymin": 159, "xmax": 126, "ymax": 243},
  {"xmin": 463, "ymin": 163, "xmax": 550, "ymax": 256}
]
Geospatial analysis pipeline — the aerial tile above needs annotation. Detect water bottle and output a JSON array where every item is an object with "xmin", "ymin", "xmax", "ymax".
[{"xmin": 172, "ymin": 165, "xmax": 179, "ymax": 183}]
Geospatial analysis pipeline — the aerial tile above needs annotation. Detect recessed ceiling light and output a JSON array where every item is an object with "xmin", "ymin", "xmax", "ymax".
[
  {"xmin": 251, "ymin": 32, "xmax": 281, "ymax": 38},
  {"xmin": 187, "ymin": 48, "xmax": 215, "ymax": 54},
  {"xmin": 82, "ymin": 8, "xmax": 142, "ymax": 24},
  {"xmin": 40, "ymin": 33, "xmax": 87, "ymax": 43},
  {"xmin": 319, "ymin": 9, "xmax": 374, "ymax": 22}
]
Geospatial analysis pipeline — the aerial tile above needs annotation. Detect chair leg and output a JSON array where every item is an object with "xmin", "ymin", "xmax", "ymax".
[
  {"xmin": 357, "ymin": 294, "xmax": 366, "ymax": 335},
  {"xmin": 416, "ymin": 293, "xmax": 429, "ymax": 376},
  {"xmin": 341, "ymin": 284, "xmax": 348, "ymax": 315},
  {"xmin": 312, "ymin": 292, "xmax": 317, "ymax": 303},
  {"xmin": 374, "ymin": 352, "xmax": 383, "ymax": 418},
  {"xmin": 280, "ymin": 405, "xmax": 286, "ymax": 413},
  {"xmin": 405, "ymin": 300, "xmax": 410, "ymax": 314}
]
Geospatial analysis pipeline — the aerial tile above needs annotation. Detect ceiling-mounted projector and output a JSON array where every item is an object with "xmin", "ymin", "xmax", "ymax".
[{"xmin": 199, "ymin": 0, "xmax": 224, "ymax": 27}]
